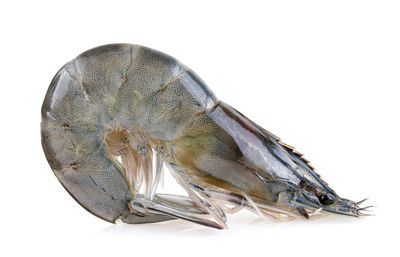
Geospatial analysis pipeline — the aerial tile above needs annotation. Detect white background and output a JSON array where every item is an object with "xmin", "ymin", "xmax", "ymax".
[{"xmin": 1, "ymin": 1, "xmax": 398, "ymax": 256}]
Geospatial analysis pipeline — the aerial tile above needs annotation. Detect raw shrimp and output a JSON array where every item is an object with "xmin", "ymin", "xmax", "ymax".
[{"xmin": 41, "ymin": 44, "xmax": 370, "ymax": 229}]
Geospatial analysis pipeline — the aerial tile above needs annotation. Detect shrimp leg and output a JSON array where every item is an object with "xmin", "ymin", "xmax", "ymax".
[{"xmin": 127, "ymin": 194, "xmax": 225, "ymax": 229}]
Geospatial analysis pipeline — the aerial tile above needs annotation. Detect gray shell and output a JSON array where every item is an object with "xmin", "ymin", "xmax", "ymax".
[{"xmin": 42, "ymin": 44, "xmax": 367, "ymax": 228}]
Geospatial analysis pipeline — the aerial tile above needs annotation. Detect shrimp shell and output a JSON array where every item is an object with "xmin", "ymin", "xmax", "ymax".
[{"xmin": 41, "ymin": 44, "xmax": 370, "ymax": 229}]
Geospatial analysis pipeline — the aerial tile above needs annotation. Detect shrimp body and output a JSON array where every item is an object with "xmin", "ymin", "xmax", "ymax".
[{"xmin": 41, "ymin": 44, "xmax": 369, "ymax": 229}]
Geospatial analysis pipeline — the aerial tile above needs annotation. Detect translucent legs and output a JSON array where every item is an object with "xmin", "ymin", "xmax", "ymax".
[
  {"xmin": 128, "ymin": 194, "xmax": 224, "ymax": 229},
  {"xmin": 104, "ymin": 127, "xmax": 310, "ymax": 229}
]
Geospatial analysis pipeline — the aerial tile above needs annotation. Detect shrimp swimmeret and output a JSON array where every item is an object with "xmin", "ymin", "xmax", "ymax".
[{"xmin": 41, "ymin": 44, "xmax": 371, "ymax": 229}]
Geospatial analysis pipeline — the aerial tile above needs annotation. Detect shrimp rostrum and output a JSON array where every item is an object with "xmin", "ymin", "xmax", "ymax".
[{"xmin": 41, "ymin": 44, "xmax": 370, "ymax": 229}]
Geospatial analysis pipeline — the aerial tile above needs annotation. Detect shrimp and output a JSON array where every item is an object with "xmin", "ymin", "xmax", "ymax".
[{"xmin": 41, "ymin": 44, "xmax": 371, "ymax": 229}]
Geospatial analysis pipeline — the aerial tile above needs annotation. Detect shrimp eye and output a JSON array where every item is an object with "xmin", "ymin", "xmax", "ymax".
[{"xmin": 319, "ymin": 194, "xmax": 335, "ymax": 205}]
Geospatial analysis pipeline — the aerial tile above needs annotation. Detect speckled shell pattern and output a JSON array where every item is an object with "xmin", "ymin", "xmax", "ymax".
[
  {"xmin": 42, "ymin": 44, "xmax": 361, "ymax": 226},
  {"xmin": 41, "ymin": 44, "xmax": 246, "ymax": 223}
]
